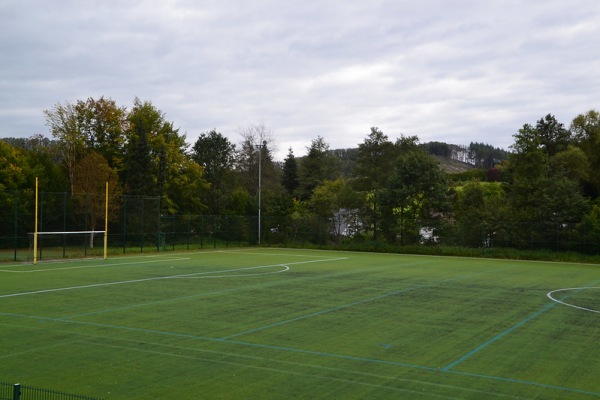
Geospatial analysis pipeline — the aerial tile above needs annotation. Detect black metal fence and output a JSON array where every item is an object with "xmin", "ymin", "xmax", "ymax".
[
  {"xmin": 0, "ymin": 382, "xmax": 101, "ymax": 400},
  {"xmin": 1, "ymin": 190, "xmax": 598, "ymax": 262}
]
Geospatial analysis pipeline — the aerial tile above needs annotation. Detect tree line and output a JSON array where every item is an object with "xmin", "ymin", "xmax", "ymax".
[{"xmin": 1, "ymin": 96, "xmax": 600, "ymax": 253}]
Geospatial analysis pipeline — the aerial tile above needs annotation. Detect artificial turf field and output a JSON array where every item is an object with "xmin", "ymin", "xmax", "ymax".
[{"xmin": 0, "ymin": 248, "xmax": 599, "ymax": 399}]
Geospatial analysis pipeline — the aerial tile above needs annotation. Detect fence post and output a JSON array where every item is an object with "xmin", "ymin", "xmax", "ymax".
[
  {"xmin": 13, "ymin": 190, "xmax": 19, "ymax": 262},
  {"xmin": 13, "ymin": 383, "xmax": 20, "ymax": 400},
  {"xmin": 62, "ymin": 192, "xmax": 67, "ymax": 258}
]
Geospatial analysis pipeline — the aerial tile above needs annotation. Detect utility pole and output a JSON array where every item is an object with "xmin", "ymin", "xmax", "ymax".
[{"xmin": 258, "ymin": 140, "xmax": 266, "ymax": 245}]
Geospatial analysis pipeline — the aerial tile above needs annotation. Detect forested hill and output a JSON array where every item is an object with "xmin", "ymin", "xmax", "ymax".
[
  {"xmin": 433, "ymin": 155, "xmax": 475, "ymax": 173},
  {"xmin": 421, "ymin": 141, "xmax": 510, "ymax": 169},
  {"xmin": 325, "ymin": 141, "xmax": 508, "ymax": 177}
]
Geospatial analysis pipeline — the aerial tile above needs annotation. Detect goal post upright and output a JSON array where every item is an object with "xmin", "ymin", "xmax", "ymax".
[
  {"xmin": 33, "ymin": 177, "xmax": 39, "ymax": 265},
  {"xmin": 104, "ymin": 181, "xmax": 108, "ymax": 260}
]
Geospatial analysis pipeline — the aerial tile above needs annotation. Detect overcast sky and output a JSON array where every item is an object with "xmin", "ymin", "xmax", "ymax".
[{"xmin": 1, "ymin": 0, "xmax": 599, "ymax": 159}]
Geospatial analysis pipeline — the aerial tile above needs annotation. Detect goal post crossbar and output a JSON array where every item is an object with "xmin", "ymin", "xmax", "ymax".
[{"xmin": 30, "ymin": 231, "xmax": 106, "ymax": 235}]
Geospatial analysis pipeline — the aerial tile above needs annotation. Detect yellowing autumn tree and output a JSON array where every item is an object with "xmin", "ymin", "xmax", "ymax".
[{"xmin": 72, "ymin": 152, "xmax": 122, "ymax": 246}]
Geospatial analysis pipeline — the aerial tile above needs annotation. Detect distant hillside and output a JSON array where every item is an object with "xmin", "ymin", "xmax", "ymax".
[
  {"xmin": 433, "ymin": 155, "xmax": 477, "ymax": 173},
  {"xmin": 421, "ymin": 141, "xmax": 509, "ymax": 169},
  {"xmin": 298, "ymin": 141, "xmax": 505, "ymax": 178}
]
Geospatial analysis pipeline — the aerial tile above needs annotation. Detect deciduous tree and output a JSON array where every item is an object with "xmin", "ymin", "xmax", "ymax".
[
  {"xmin": 191, "ymin": 129, "xmax": 237, "ymax": 215},
  {"xmin": 123, "ymin": 98, "xmax": 208, "ymax": 214},
  {"xmin": 72, "ymin": 152, "xmax": 122, "ymax": 246},
  {"xmin": 74, "ymin": 96, "xmax": 127, "ymax": 170},
  {"xmin": 505, "ymin": 119, "xmax": 589, "ymax": 248},
  {"xmin": 382, "ymin": 148, "xmax": 448, "ymax": 245},
  {"xmin": 191, "ymin": 129, "xmax": 236, "ymax": 183},
  {"xmin": 44, "ymin": 101, "xmax": 86, "ymax": 194},
  {"xmin": 309, "ymin": 178, "xmax": 363, "ymax": 240},
  {"xmin": 536, "ymin": 114, "xmax": 571, "ymax": 156},
  {"xmin": 236, "ymin": 122, "xmax": 278, "ymax": 196},
  {"xmin": 571, "ymin": 109, "xmax": 600, "ymax": 197},
  {"xmin": 452, "ymin": 181, "xmax": 506, "ymax": 246}
]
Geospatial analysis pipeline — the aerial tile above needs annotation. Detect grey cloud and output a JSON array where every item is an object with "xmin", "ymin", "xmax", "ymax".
[{"xmin": 1, "ymin": 0, "xmax": 599, "ymax": 158}]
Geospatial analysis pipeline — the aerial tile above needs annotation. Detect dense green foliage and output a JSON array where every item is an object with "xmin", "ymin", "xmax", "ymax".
[{"xmin": 2, "ymin": 98, "xmax": 600, "ymax": 254}]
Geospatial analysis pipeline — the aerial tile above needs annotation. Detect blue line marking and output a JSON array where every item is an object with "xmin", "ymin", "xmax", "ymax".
[
  {"xmin": 2, "ymin": 310, "xmax": 600, "ymax": 397},
  {"xmin": 222, "ymin": 265, "xmax": 516, "ymax": 340},
  {"xmin": 3, "ymin": 261, "xmax": 599, "ymax": 397},
  {"xmin": 443, "ymin": 276, "xmax": 600, "ymax": 371},
  {"xmin": 448, "ymin": 369, "xmax": 600, "ymax": 397},
  {"xmin": 220, "ymin": 284, "xmax": 433, "ymax": 339},
  {"xmin": 442, "ymin": 301, "xmax": 558, "ymax": 371}
]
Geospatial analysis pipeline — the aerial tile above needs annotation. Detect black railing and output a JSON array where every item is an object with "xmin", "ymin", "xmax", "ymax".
[{"xmin": 0, "ymin": 382, "xmax": 102, "ymax": 400}]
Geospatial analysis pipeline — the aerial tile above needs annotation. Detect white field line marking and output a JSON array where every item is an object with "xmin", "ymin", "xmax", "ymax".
[
  {"xmin": 0, "ymin": 248, "xmax": 336, "ymax": 272},
  {"xmin": 64, "ymin": 259, "xmax": 368, "ymax": 320},
  {"xmin": 0, "ymin": 248, "xmax": 258, "ymax": 270},
  {"xmin": 0, "ymin": 340, "xmax": 74, "ymax": 360},
  {"xmin": 546, "ymin": 287, "xmax": 600, "ymax": 314},
  {"xmin": 0, "ymin": 254, "xmax": 173, "ymax": 269},
  {"xmin": 0, "ymin": 258, "xmax": 102, "ymax": 269},
  {"xmin": 172, "ymin": 265, "xmax": 289, "ymax": 279},
  {"xmin": 0, "ymin": 257, "xmax": 191, "ymax": 273},
  {"xmin": 0, "ymin": 258, "xmax": 347, "ymax": 299},
  {"xmin": 216, "ymin": 250, "xmax": 347, "ymax": 259}
]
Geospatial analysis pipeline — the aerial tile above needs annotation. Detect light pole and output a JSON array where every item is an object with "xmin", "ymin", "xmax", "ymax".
[{"xmin": 258, "ymin": 140, "xmax": 266, "ymax": 245}]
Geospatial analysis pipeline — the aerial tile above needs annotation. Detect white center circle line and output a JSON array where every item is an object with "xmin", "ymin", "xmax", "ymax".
[{"xmin": 546, "ymin": 287, "xmax": 600, "ymax": 314}]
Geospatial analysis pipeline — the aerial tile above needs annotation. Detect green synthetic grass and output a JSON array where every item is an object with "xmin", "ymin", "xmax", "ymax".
[{"xmin": 0, "ymin": 249, "xmax": 599, "ymax": 399}]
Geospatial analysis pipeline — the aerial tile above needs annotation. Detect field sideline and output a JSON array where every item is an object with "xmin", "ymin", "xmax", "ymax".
[{"xmin": 0, "ymin": 248, "xmax": 599, "ymax": 399}]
